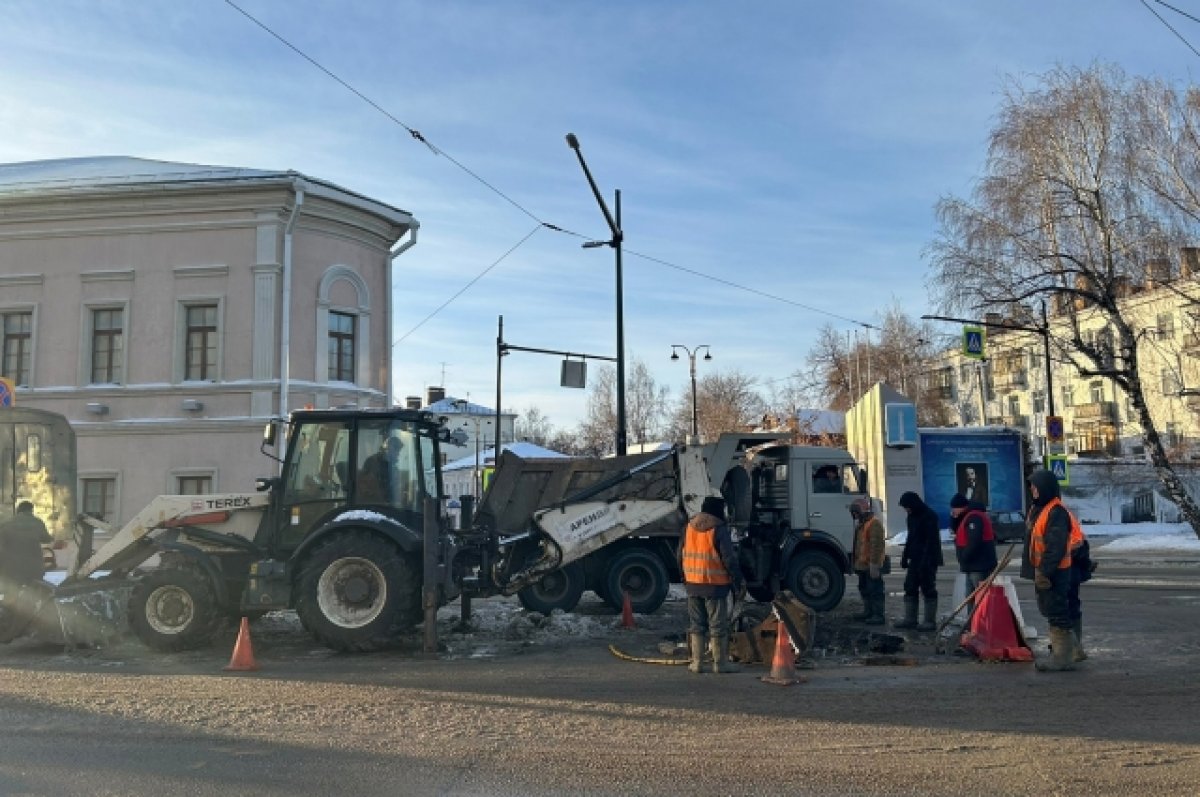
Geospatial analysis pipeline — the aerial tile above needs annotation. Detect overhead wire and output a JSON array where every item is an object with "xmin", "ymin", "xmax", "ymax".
[
  {"xmin": 222, "ymin": 0, "xmax": 880, "ymax": 335},
  {"xmin": 1143, "ymin": 0, "xmax": 1200, "ymax": 58}
]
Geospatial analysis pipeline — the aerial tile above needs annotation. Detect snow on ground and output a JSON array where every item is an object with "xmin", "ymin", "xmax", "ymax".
[{"xmin": 890, "ymin": 520, "xmax": 1200, "ymax": 554}]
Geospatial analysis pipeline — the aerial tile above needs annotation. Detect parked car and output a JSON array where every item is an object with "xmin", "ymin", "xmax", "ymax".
[{"xmin": 988, "ymin": 510, "xmax": 1026, "ymax": 543}]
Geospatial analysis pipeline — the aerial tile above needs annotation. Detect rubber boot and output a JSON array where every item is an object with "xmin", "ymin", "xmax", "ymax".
[
  {"xmin": 1035, "ymin": 626, "xmax": 1076, "ymax": 672},
  {"xmin": 687, "ymin": 633, "xmax": 705, "ymax": 674},
  {"xmin": 1072, "ymin": 619, "xmax": 1087, "ymax": 662},
  {"xmin": 711, "ymin": 635, "xmax": 741, "ymax": 673},
  {"xmin": 916, "ymin": 598, "xmax": 938, "ymax": 631},
  {"xmin": 893, "ymin": 596, "xmax": 919, "ymax": 629},
  {"xmin": 863, "ymin": 596, "xmax": 885, "ymax": 626},
  {"xmin": 851, "ymin": 597, "xmax": 872, "ymax": 622}
]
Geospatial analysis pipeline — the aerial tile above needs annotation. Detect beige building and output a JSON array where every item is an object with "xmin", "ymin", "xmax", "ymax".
[
  {"xmin": 928, "ymin": 250, "xmax": 1200, "ymax": 463},
  {"xmin": 0, "ymin": 157, "xmax": 417, "ymax": 525}
]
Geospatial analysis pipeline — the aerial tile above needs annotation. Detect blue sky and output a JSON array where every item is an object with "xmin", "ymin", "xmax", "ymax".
[{"xmin": 3, "ymin": 1, "xmax": 1199, "ymax": 430}]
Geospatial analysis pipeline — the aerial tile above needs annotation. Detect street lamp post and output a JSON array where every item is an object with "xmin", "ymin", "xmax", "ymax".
[
  {"xmin": 566, "ymin": 133, "xmax": 627, "ymax": 456},
  {"xmin": 671, "ymin": 344, "xmax": 711, "ymax": 445}
]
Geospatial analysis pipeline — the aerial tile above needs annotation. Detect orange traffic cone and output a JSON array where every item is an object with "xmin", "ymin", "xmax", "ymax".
[
  {"xmin": 224, "ymin": 617, "xmax": 260, "ymax": 672},
  {"xmin": 760, "ymin": 622, "xmax": 802, "ymax": 686},
  {"xmin": 620, "ymin": 590, "xmax": 636, "ymax": 629}
]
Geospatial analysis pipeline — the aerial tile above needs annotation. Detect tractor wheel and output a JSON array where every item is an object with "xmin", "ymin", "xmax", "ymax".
[
  {"xmin": 602, "ymin": 548, "xmax": 670, "ymax": 614},
  {"xmin": 783, "ymin": 550, "xmax": 845, "ymax": 613},
  {"xmin": 517, "ymin": 562, "xmax": 585, "ymax": 614},
  {"xmin": 129, "ymin": 562, "xmax": 222, "ymax": 651},
  {"xmin": 294, "ymin": 530, "xmax": 419, "ymax": 652}
]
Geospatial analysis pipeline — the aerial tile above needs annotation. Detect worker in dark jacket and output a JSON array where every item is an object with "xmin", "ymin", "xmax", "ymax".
[
  {"xmin": 679, "ymin": 496, "xmax": 744, "ymax": 674},
  {"xmin": 1022, "ymin": 469, "xmax": 1084, "ymax": 672},
  {"xmin": 895, "ymin": 491, "xmax": 944, "ymax": 631},
  {"xmin": 0, "ymin": 501, "xmax": 52, "ymax": 589},
  {"xmin": 950, "ymin": 494, "xmax": 998, "ymax": 617}
]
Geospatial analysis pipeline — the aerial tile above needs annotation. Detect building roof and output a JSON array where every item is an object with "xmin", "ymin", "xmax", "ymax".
[
  {"xmin": 425, "ymin": 396, "xmax": 498, "ymax": 416},
  {"xmin": 0, "ymin": 156, "xmax": 413, "ymax": 224},
  {"xmin": 444, "ymin": 442, "xmax": 569, "ymax": 472}
]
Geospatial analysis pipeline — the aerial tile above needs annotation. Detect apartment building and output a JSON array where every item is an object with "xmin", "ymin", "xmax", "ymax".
[
  {"xmin": 928, "ymin": 249, "xmax": 1200, "ymax": 462},
  {"xmin": 0, "ymin": 157, "xmax": 417, "ymax": 525}
]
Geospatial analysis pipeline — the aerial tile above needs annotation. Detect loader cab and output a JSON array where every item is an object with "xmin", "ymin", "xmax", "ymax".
[{"xmin": 268, "ymin": 409, "xmax": 444, "ymax": 554}]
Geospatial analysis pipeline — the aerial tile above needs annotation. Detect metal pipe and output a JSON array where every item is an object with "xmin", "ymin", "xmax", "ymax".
[{"xmin": 279, "ymin": 180, "xmax": 305, "ymax": 424}]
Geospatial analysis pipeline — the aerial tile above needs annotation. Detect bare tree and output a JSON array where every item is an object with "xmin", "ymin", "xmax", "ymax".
[
  {"xmin": 927, "ymin": 63, "xmax": 1200, "ymax": 538},
  {"xmin": 668, "ymin": 370, "xmax": 764, "ymax": 442},
  {"xmin": 576, "ymin": 359, "xmax": 671, "ymax": 455},
  {"xmin": 513, "ymin": 406, "xmax": 555, "ymax": 447}
]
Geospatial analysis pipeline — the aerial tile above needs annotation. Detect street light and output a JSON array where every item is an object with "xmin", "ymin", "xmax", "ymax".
[
  {"xmin": 566, "ymin": 132, "xmax": 627, "ymax": 456},
  {"xmin": 671, "ymin": 344, "xmax": 711, "ymax": 444}
]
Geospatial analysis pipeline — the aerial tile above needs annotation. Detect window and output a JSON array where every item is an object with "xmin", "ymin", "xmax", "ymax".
[
  {"xmin": 177, "ymin": 475, "xmax": 212, "ymax": 495},
  {"xmin": 1090, "ymin": 381, "xmax": 1104, "ymax": 404},
  {"xmin": 1166, "ymin": 422, "xmax": 1182, "ymax": 449},
  {"xmin": 184, "ymin": 304, "xmax": 218, "ymax": 381},
  {"xmin": 91, "ymin": 308, "xmax": 124, "ymax": 384},
  {"xmin": 1062, "ymin": 386, "xmax": 1074, "ymax": 409},
  {"xmin": 1006, "ymin": 395, "xmax": 1020, "ymax": 416},
  {"xmin": 1157, "ymin": 312, "xmax": 1175, "ymax": 340},
  {"xmin": 81, "ymin": 477, "xmax": 116, "ymax": 521},
  {"xmin": 328, "ymin": 311, "xmax": 356, "ymax": 383},
  {"xmin": 1, "ymin": 311, "xmax": 32, "ymax": 386},
  {"xmin": 1032, "ymin": 390, "xmax": 1045, "ymax": 414}
]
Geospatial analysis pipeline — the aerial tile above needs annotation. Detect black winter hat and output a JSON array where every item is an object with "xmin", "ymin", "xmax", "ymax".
[
  {"xmin": 898, "ymin": 491, "xmax": 922, "ymax": 510},
  {"xmin": 1027, "ymin": 469, "xmax": 1061, "ymax": 503},
  {"xmin": 949, "ymin": 493, "xmax": 970, "ymax": 509},
  {"xmin": 700, "ymin": 496, "xmax": 726, "ymax": 519}
]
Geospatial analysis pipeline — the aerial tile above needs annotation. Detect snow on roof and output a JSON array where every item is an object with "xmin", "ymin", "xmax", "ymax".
[
  {"xmin": 0, "ymin": 156, "xmax": 412, "ymax": 220},
  {"xmin": 425, "ymin": 396, "xmax": 497, "ymax": 416},
  {"xmin": 444, "ymin": 442, "xmax": 568, "ymax": 471}
]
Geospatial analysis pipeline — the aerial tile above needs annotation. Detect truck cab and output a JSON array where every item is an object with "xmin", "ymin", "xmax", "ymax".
[{"xmin": 709, "ymin": 434, "xmax": 868, "ymax": 611}]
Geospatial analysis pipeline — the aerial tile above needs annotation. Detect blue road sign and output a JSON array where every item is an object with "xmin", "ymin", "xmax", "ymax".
[
  {"xmin": 0, "ymin": 377, "xmax": 14, "ymax": 407},
  {"xmin": 1047, "ymin": 455, "xmax": 1069, "ymax": 486},
  {"xmin": 963, "ymin": 326, "xmax": 986, "ymax": 359}
]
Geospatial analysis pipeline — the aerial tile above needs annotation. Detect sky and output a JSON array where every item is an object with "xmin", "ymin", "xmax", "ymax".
[{"xmin": 4, "ymin": 1, "xmax": 1200, "ymax": 433}]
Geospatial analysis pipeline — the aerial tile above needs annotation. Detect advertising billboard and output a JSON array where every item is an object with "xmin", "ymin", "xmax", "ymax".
[{"xmin": 919, "ymin": 429, "xmax": 1025, "ymax": 528}]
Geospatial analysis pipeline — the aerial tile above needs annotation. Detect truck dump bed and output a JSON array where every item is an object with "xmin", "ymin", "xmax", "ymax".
[{"xmin": 472, "ymin": 449, "xmax": 681, "ymax": 536}]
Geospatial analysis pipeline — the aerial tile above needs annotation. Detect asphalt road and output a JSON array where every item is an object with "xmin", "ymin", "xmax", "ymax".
[{"xmin": 0, "ymin": 546, "xmax": 1198, "ymax": 796}]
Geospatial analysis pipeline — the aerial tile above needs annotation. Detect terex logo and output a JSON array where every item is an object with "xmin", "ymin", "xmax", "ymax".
[
  {"xmin": 206, "ymin": 497, "xmax": 253, "ymax": 509},
  {"xmin": 569, "ymin": 506, "xmax": 611, "ymax": 533}
]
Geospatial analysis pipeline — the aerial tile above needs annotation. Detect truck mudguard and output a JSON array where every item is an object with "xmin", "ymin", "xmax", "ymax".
[{"xmin": 289, "ymin": 508, "xmax": 423, "ymax": 563}]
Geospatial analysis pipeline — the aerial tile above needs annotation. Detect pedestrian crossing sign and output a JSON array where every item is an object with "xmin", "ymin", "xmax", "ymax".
[
  {"xmin": 962, "ymin": 326, "xmax": 986, "ymax": 360},
  {"xmin": 1047, "ymin": 455, "xmax": 1069, "ymax": 486}
]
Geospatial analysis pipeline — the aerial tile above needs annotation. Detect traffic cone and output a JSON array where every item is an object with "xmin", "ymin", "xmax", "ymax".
[
  {"xmin": 620, "ymin": 590, "xmax": 636, "ymax": 629},
  {"xmin": 760, "ymin": 622, "xmax": 802, "ymax": 686},
  {"xmin": 959, "ymin": 585, "xmax": 1033, "ymax": 662},
  {"xmin": 224, "ymin": 617, "xmax": 260, "ymax": 672}
]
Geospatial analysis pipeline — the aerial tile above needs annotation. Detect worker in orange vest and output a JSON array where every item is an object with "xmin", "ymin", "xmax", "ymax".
[
  {"xmin": 679, "ymin": 496, "xmax": 745, "ymax": 674},
  {"xmin": 1022, "ymin": 469, "xmax": 1085, "ymax": 672},
  {"xmin": 850, "ymin": 498, "xmax": 887, "ymax": 626}
]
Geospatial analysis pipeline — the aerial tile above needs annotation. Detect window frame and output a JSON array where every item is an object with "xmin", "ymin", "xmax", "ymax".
[
  {"xmin": 0, "ymin": 306, "xmax": 36, "ymax": 387},
  {"xmin": 80, "ymin": 474, "xmax": 120, "ymax": 523},
  {"xmin": 82, "ymin": 302, "xmax": 129, "ymax": 386},
  {"xmin": 176, "ymin": 299, "xmax": 223, "ymax": 383},
  {"xmin": 327, "ymin": 310, "xmax": 357, "ymax": 384}
]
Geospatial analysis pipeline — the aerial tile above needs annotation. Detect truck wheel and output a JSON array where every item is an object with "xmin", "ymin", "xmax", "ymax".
[
  {"xmin": 603, "ymin": 548, "xmax": 669, "ymax": 614},
  {"xmin": 517, "ymin": 562, "xmax": 585, "ymax": 614},
  {"xmin": 294, "ymin": 530, "xmax": 419, "ymax": 652},
  {"xmin": 129, "ymin": 563, "xmax": 222, "ymax": 651},
  {"xmin": 783, "ymin": 550, "xmax": 845, "ymax": 613}
]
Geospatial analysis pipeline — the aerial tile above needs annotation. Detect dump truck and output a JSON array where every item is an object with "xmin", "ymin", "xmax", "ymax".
[{"xmin": 1, "ymin": 408, "xmax": 870, "ymax": 653}]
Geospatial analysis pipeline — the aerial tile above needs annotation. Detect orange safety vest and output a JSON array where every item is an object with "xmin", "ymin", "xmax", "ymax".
[
  {"xmin": 1030, "ymin": 497, "xmax": 1085, "ymax": 570},
  {"xmin": 681, "ymin": 522, "xmax": 732, "ymax": 586}
]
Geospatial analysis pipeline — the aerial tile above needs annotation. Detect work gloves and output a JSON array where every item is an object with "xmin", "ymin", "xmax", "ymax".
[{"xmin": 1034, "ymin": 571, "xmax": 1051, "ymax": 590}]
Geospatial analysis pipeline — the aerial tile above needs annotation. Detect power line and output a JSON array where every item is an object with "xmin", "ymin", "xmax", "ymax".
[
  {"xmin": 224, "ymin": 0, "xmax": 880, "ymax": 333},
  {"xmin": 1143, "ymin": 0, "xmax": 1200, "ymax": 58},
  {"xmin": 392, "ymin": 224, "xmax": 544, "ymax": 348}
]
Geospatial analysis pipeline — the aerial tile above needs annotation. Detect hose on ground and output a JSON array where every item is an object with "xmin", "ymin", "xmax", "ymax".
[{"xmin": 607, "ymin": 643, "xmax": 689, "ymax": 665}]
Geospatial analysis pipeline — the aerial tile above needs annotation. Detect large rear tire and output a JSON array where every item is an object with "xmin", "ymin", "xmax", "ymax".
[
  {"xmin": 517, "ymin": 562, "xmax": 585, "ymax": 614},
  {"xmin": 294, "ymin": 530, "xmax": 419, "ymax": 652},
  {"xmin": 783, "ymin": 550, "xmax": 845, "ymax": 612},
  {"xmin": 602, "ymin": 548, "xmax": 670, "ymax": 614},
  {"xmin": 129, "ymin": 563, "xmax": 222, "ymax": 651}
]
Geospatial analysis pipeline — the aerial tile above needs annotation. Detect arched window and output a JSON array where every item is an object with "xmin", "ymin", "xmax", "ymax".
[{"xmin": 316, "ymin": 266, "xmax": 370, "ymax": 385}]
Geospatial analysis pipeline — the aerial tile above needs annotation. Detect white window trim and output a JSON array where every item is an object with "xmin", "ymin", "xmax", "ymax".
[
  {"xmin": 79, "ymin": 471, "xmax": 122, "ymax": 524},
  {"xmin": 80, "ymin": 300, "xmax": 131, "ymax": 386},
  {"xmin": 315, "ymin": 265, "xmax": 371, "ymax": 386},
  {"xmin": 169, "ymin": 467, "xmax": 218, "ymax": 495},
  {"xmin": 0, "ymin": 302, "xmax": 39, "ymax": 388},
  {"xmin": 173, "ymin": 297, "xmax": 225, "ymax": 384}
]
